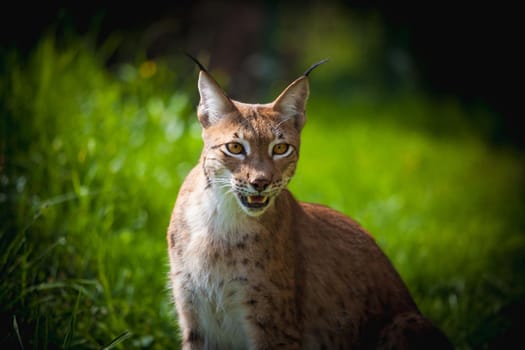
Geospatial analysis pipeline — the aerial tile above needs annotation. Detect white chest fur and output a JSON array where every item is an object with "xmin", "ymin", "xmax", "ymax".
[
  {"xmin": 187, "ymin": 245, "xmax": 250, "ymax": 349},
  {"xmin": 181, "ymin": 186, "xmax": 258, "ymax": 349}
]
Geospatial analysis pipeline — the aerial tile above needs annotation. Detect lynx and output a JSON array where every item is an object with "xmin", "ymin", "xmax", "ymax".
[{"xmin": 167, "ymin": 58, "xmax": 453, "ymax": 349}]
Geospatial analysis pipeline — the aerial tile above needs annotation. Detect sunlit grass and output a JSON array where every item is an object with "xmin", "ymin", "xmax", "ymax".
[
  {"xmin": 1, "ymin": 34, "xmax": 524, "ymax": 349},
  {"xmin": 1, "ymin": 35, "xmax": 196, "ymax": 349}
]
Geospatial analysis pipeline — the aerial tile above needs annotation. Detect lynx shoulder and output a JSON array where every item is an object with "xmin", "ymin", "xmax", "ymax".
[{"xmin": 167, "ymin": 59, "xmax": 453, "ymax": 349}]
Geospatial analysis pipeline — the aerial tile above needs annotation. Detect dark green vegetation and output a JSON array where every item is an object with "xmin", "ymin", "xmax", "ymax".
[{"xmin": 2, "ymin": 33, "xmax": 524, "ymax": 349}]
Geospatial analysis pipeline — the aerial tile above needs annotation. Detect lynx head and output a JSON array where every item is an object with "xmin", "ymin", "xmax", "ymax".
[{"xmin": 193, "ymin": 58, "xmax": 326, "ymax": 217}]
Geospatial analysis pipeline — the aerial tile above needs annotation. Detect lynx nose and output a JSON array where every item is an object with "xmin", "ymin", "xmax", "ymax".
[{"xmin": 250, "ymin": 178, "xmax": 270, "ymax": 192}]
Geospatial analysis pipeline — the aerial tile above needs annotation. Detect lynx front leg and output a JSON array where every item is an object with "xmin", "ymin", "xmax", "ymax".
[
  {"xmin": 246, "ymin": 319, "xmax": 301, "ymax": 349},
  {"xmin": 243, "ymin": 292, "xmax": 302, "ymax": 349},
  {"xmin": 170, "ymin": 274, "xmax": 203, "ymax": 350},
  {"xmin": 180, "ymin": 328, "xmax": 204, "ymax": 350},
  {"xmin": 174, "ymin": 297, "xmax": 204, "ymax": 350}
]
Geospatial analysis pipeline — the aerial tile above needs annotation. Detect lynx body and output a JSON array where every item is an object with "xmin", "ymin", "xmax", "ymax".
[{"xmin": 167, "ymin": 62, "xmax": 452, "ymax": 349}]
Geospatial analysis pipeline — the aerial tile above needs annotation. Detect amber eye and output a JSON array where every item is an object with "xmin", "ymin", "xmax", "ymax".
[
  {"xmin": 225, "ymin": 142, "xmax": 245, "ymax": 155},
  {"xmin": 272, "ymin": 143, "xmax": 290, "ymax": 155}
]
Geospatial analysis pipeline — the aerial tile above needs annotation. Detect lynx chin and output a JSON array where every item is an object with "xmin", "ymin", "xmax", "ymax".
[{"xmin": 167, "ymin": 58, "xmax": 453, "ymax": 349}]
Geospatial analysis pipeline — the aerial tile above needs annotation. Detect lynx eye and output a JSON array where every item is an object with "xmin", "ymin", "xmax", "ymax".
[
  {"xmin": 225, "ymin": 142, "xmax": 245, "ymax": 155},
  {"xmin": 272, "ymin": 143, "xmax": 290, "ymax": 156}
]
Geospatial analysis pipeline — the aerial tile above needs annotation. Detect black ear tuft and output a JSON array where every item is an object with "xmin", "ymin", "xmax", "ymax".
[
  {"xmin": 303, "ymin": 59, "xmax": 329, "ymax": 77},
  {"xmin": 185, "ymin": 52, "xmax": 209, "ymax": 73}
]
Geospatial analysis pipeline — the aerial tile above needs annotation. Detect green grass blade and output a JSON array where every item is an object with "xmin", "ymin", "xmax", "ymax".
[
  {"xmin": 62, "ymin": 290, "xmax": 81, "ymax": 349},
  {"xmin": 101, "ymin": 331, "xmax": 132, "ymax": 350},
  {"xmin": 13, "ymin": 315, "xmax": 25, "ymax": 350}
]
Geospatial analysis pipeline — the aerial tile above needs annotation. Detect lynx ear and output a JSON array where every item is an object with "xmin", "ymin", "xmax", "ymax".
[
  {"xmin": 197, "ymin": 71, "xmax": 237, "ymax": 128},
  {"xmin": 272, "ymin": 76, "xmax": 310, "ymax": 130}
]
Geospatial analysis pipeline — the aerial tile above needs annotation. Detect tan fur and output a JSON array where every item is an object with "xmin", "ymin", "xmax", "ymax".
[{"xmin": 167, "ymin": 68, "xmax": 453, "ymax": 349}]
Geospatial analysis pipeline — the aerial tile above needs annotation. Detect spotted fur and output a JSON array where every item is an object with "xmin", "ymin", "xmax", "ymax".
[{"xmin": 167, "ymin": 66, "xmax": 453, "ymax": 349}]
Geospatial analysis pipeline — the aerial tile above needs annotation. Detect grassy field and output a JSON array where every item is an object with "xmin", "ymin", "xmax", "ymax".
[{"xmin": 1, "ymin": 35, "xmax": 524, "ymax": 349}]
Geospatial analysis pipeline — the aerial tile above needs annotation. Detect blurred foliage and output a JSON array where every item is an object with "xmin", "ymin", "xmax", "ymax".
[
  {"xmin": 1, "ymin": 33, "xmax": 201, "ymax": 348},
  {"xmin": 1, "ymin": 7, "xmax": 525, "ymax": 350}
]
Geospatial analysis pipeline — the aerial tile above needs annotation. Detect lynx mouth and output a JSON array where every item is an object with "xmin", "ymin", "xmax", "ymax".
[{"xmin": 239, "ymin": 195, "xmax": 269, "ymax": 209}]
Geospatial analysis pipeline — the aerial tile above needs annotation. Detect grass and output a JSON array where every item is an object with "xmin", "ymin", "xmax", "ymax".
[{"xmin": 1, "ymin": 34, "xmax": 524, "ymax": 349}]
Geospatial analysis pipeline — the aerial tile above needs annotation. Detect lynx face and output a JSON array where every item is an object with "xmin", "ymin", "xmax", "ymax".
[
  {"xmin": 202, "ymin": 104, "xmax": 301, "ymax": 216},
  {"xmin": 196, "ymin": 69, "xmax": 309, "ymax": 217}
]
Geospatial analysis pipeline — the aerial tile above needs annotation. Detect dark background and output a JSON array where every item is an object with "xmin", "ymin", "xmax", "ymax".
[{"xmin": 1, "ymin": 1, "xmax": 521, "ymax": 146}]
